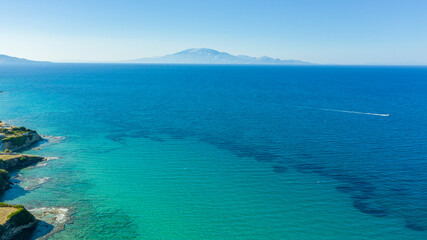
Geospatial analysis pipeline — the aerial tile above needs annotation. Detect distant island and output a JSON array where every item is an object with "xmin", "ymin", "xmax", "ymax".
[
  {"xmin": 0, "ymin": 49, "xmax": 310, "ymax": 65},
  {"xmin": 0, "ymin": 54, "xmax": 48, "ymax": 64},
  {"xmin": 126, "ymin": 48, "xmax": 311, "ymax": 65}
]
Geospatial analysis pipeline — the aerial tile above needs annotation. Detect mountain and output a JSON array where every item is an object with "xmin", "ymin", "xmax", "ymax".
[
  {"xmin": 126, "ymin": 48, "xmax": 310, "ymax": 65},
  {"xmin": 0, "ymin": 54, "xmax": 48, "ymax": 64}
]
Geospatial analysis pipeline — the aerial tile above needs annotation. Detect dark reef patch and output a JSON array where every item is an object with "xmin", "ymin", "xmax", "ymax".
[
  {"xmin": 331, "ymin": 179, "xmax": 376, "ymax": 194},
  {"xmin": 291, "ymin": 162, "xmax": 391, "ymax": 218},
  {"xmin": 293, "ymin": 163, "xmax": 324, "ymax": 174},
  {"xmin": 199, "ymin": 135, "xmax": 281, "ymax": 163},
  {"xmin": 352, "ymin": 197, "xmax": 388, "ymax": 217},
  {"xmin": 105, "ymin": 129, "xmax": 165, "ymax": 142},
  {"xmin": 272, "ymin": 165, "xmax": 287, "ymax": 173},
  {"xmin": 147, "ymin": 136, "xmax": 164, "ymax": 142},
  {"xmin": 253, "ymin": 152, "xmax": 280, "ymax": 162},
  {"xmin": 405, "ymin": 220, "xmax": 426, "ymax": 231},
  {"xmin": 105, "ymin": 133, "xmax": 127, "ymax": 142},
  {"xmin": 389, "ymin": 187, "xmax": 408, "ymax": 196},
  {"xmin": 135, "ymin": 127, "xmax": 421, "ymax": 233}
]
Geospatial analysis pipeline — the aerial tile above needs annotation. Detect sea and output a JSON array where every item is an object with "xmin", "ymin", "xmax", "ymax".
[{"xmin": 0, "ymin": 64, "xmax": 426, "ymax": 239}]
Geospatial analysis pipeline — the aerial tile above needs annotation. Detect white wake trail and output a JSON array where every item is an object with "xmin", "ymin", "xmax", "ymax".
[
  {"xmin": 286, "ymin": 105, "xmax": 390, "ymax": 117},
  {"xmin": 319, "ymin": 108, "xmax": 390, "ymax": 117}
]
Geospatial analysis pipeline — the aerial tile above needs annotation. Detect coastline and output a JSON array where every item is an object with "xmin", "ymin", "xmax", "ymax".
[
  {"xmin": 0, "ymin": 64, "xmax": 426, "ymax": 239},
  {"xmin": 0, "ymin": 121, "xmax": 58, "ymax": 239}
]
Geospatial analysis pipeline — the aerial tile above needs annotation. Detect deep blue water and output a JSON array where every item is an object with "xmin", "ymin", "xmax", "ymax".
[{"xmin": 0, "ymin": 64, "xmax": 427, "ymax": 239}]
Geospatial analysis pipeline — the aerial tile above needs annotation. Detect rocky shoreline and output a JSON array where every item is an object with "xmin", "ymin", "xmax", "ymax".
[{"xmin": 0, "ymin": 122, "xmax": 50, "ymax": 240}]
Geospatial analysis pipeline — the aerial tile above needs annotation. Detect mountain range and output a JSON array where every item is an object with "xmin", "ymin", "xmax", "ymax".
[
  {"xmin": 0, "ymin": 49, "xmax": 310, "ymax": 64},
  {"xmin": 126, "ymin": 48, "xmax": 310, "ymax": 64}
]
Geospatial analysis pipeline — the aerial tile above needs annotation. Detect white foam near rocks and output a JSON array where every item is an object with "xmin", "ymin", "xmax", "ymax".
[
  {"xmin": 10, "ymin": 175, "xmax": 52, "ymax": 191},
  {"xmin": 41, "ymin": 135, "xmax": 66, "ymax": 143},
  {"xmin": 26, "ymin": 156, "xmax": 60, "ymax": 169},
  {"xmin": 33, "ymin": 176, "xmax": 51, "ymax": 186},
  {"xmin": 29, "ymin": 207, "xmax": 73, "ymax": 239},
  {"xmin": 44, "ymin": 156, "xmax": 60, "ymax": 161},
  {"xmin": 32, "ymin": 162, "xmax": 47, "ymax": 168},
  {"xmin": 22, "ymin": 177, "xmax": 52, "ymax": 191},
  {"xmin": 30, "ymin": 207, "xmax": 71, "ymax": 224},
  {"xmin": 33, "ymin": 135, "xmax": 66, "ymax": 150}
]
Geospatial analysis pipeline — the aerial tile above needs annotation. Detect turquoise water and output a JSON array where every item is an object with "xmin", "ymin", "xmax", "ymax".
[{"xmin": 0, "ymin": 64, "xmax": 426, "ymax": 239}]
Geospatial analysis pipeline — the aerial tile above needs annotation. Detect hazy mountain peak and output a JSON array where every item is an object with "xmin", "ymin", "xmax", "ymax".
[
  {"xmin": 178, "ymin": 48, "xmax": 221, "ymax": 54},
  {"xmin": 127, "ymin": 48, "xmax": 310, "ymax": 64}
]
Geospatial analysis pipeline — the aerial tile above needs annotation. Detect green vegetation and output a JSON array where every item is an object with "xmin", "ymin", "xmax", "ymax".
[
  {"xmin": 0, "ymin": 203, "xmax": 35, "ymax": 229},
  {"xmin": 0, "ymin": 169, "xmax": 9, "ymax": 192},
  {"xmin": 7, "ymin": 206, "xmax": 35, "ymax": 227},
  {"xmin": 0, "ymin": 203, "xmax": 14, "ymax": 208},
  {"xmin": 2, "ymin": 135, "xmax": 29, "ymax": 147},
  {"xmin": 0, "ymin": 127, "xmax": 34, "ymax": 136},
  {"xmin": 0, "ymin": 123, "xmax": 39, "ymax": 238},
  {"xmin": 1, "ymin": 125, "xmax": 39, "ymax": 151},
  {"xmin": 0, "ymin": 170, "xmax": 8, "ymax": 180},
  {"xmin": 0, "ymin": 129, "xmax": 12, "ymax": 135},
  {"xmin": 0, "ymin": 154, "xmax": 43, "ymax": 171},
  {"xmin": 0, "ymin": 154, "xmax": 40, "ymax": 229},
  {"xmin": 0, "ymin": 149, "xmax": 13, "ymax": 155}
]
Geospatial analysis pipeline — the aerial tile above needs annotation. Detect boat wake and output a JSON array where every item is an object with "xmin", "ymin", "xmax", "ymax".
[
  {"xmin": 287, "ymin": 105, "xmax": 389, "ymax": 117},
  {"xmin": 319, "ymin": 108, "xmax": 390, "ymax": 117}
]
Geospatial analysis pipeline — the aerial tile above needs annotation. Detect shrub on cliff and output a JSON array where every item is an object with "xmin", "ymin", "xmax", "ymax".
[
  {"xmin": 0, "ymin": 129, "xmax": 12, "ymax": 134},
  {"xmin": 0, "ymin": 170, "xmax": 8, "ymax": 182},
  {"xmin": 2, "ymin": 135, "xmax": 28, "ymax": 147},
  {"xmin": 0, "ymin": 169, "xmax": 9, "ymax": 191},
  {"xmin": 7, "ymin": 206, "xmax": 36, "ymax": 227}
]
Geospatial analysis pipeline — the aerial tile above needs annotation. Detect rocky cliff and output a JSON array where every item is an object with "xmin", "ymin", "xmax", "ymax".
[
  {"xmin": 0, "ymin": 123, "xmax": 44, "ymax": 239},
  {"xmin": 1, "ymin": 131, "xmax": 42, "ymax": 152},
  {"xmin": 0, "ymin": 154, "xmax": 44, "ymax": 239},
  {"xmin": 0, "ymin": 155, "xmax": 44, "ymax": 173},
  {"xmin": 0, "ymin": 170, "xmax": 9, "ymax": 196},
  {"xmin": 0, "ymin": 203, "xmax": 37, "ymax": 240}
]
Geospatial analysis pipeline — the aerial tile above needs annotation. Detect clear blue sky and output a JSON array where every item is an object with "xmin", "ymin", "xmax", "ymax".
[{"xmin": 1, "ymin": 0, "xmax": 426, "ymax": 64}]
